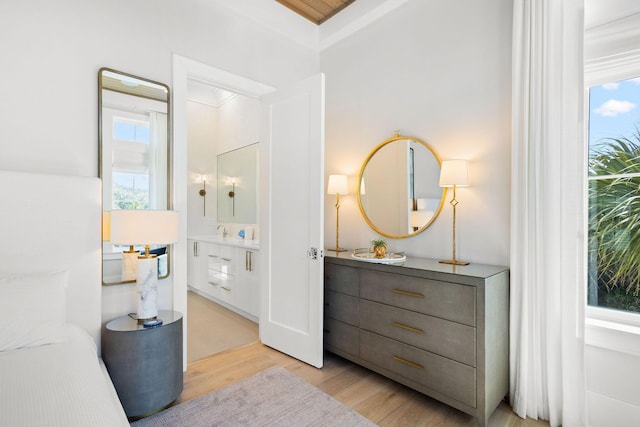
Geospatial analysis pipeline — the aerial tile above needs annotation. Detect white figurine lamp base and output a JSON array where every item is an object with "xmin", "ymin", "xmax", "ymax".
[{"xmin": 136, "ymin": 256, "xmax": 158, "ymax": 321}]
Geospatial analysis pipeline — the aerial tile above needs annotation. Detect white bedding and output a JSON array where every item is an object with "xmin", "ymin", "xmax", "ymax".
[{"xmin": 0, "ymin": 324, "xmax": 128, "ymax": 427}]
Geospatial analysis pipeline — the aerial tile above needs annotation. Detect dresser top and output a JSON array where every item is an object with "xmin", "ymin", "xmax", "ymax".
[{"xmin": 325, "ymin": 252, "xmax": 508, "ymax": 281}]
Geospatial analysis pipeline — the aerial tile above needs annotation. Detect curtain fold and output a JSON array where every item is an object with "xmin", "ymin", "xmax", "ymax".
[
  {"xmin": 149, "ymin": 111, "xmax": 168, "ymax": 210},
  {"xmin": 510, "ymin": 1, "xmax": 586, "ymax": 426}
]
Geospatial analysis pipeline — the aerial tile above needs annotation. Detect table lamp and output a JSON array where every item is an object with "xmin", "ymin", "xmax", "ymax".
[
  {"xmin": 439, "ymin": 160, "xmax": 470, "ymax": 266},
  {"xmin": 110, "ymin": 210, "xmax": 179, "ymax": 321},
  {"xmin": 327, "ymin": 174, "xmax": 348, "ymax": 252}
]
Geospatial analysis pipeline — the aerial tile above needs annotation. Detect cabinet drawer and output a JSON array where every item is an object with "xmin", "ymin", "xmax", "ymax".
[
  {"xmin": 325, "ymin": 263, "xmax": 359, "ymax": 296},
  {"xmin": 360, "ymin": 300, "xmax": 475, "ymax": 366},
  {"xmin": 324, "ymin": 318, "xmax": 359, "ymax": 356},
  {"xmin": 325, "ymin": 290, "xmax": 358, "ymax": 326},
  {"xmin": 359, "ymin": 270, "xmax": 476, "ymax": 326},
  {"xmin": 360, "ymin": 330, "xmax": 476, "ymax": 407}
]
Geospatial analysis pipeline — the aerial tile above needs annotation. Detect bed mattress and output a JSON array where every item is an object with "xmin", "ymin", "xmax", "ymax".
[{"xmin": 0, "ymin": 324, "xmax": 128, "ymax": 426}]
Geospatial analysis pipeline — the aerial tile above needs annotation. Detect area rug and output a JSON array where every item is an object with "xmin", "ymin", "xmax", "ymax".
[{"xmin": 131, "ymin": 365, "xmax": 377, "ymax": 426}]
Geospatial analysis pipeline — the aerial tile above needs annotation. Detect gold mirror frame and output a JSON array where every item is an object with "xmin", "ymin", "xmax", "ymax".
[
  {"xmin": 357, "ymin": 134, "xmax": 445, "ymax": 239},
  {"xmin": 99, "ymin": 67, "xmax": 172, "ymax": 286}
]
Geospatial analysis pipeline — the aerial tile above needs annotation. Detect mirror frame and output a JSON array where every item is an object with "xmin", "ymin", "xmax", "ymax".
[
  {"xmin": 98, "ymin": 67, "xmax": 172, "ymax": 286},
  {"xmin": 356, "ymin": 134, "xmax": 445, "ymax": 239}
]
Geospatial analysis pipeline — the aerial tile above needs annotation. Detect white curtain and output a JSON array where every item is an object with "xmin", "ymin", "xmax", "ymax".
[
  {"xmin": 148, "ymin": 111, "xmax": 168, "ymax": 210},
  {"xmin": 510, "ymin": 1, "xmax": 586, "ymax": 426}
]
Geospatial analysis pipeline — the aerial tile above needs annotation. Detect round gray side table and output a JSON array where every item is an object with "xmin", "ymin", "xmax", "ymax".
[{"xmin": 103, "ymin": 310, "xmax": 183, "ymax": 420}]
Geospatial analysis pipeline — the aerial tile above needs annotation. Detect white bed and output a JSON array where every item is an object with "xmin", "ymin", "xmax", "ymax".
[{"xmin": 0, "ymin": 170, "xmax": 128, "ymax": 426}]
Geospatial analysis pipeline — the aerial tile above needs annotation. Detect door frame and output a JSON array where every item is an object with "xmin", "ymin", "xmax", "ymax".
[{"xmin": 172, "ymin": 54, "xmax": 274, "ymax": 369}]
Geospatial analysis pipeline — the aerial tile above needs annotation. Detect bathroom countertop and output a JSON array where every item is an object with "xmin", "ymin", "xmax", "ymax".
[{"xmin": 188, "ymin": 234, "xmax": 260, "ymax": 250}]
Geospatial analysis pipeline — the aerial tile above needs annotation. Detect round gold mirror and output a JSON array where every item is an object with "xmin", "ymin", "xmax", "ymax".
[{"xmin": 357, "ymin": 134, "xmax": 445, "ymax": 239}]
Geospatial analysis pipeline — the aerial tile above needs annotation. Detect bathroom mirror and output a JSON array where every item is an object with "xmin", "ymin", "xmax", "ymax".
[
  {"xmin": 217, "ymin": 143, "xmax": 259, "ymax": 224},
  {"xmin": 357, "ymin": 134, "xmax": 445, "ymax": 239},
  {"xmin": 99, "ymin": 68, "xmax": 171, "ymax": 286}
]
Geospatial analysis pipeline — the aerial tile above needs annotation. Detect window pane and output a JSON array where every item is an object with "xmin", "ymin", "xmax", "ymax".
[
  {"xmin": 113, "ymin": 118, "xmax": 150, "ymax": 144},
  {"xmin": 588, "ymin": 76, "xmax": 640, "ymax": 313},
  {"xmin": 112, "ymin": 172, "xmax": 149, "ymax": 210}
]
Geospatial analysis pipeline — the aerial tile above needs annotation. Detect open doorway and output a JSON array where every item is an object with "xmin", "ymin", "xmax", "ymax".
[{"xmin": 185, "ymin": 76, "xmax": 263, "ymax": 362}]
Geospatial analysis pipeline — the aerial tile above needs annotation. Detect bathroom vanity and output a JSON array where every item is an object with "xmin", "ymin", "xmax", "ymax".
[
  {"xmin": 187, "ymin": 235, "xmax": 259, "ymax": 321},
  {"xmin": 324, "ymin": 252, "xmax": 509, "ymax": 427}
]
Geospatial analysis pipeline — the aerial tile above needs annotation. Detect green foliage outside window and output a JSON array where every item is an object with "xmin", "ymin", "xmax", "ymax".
[
  {"xmin": 112, "ymin": 184, "xmax": 149, "ymax": 210},
  {"xmin": 589, "ymin": 132, "xmax": 640, "ymax": 312}
]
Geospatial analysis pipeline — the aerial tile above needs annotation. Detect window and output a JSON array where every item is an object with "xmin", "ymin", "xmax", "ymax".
[
  {"xmin": 588, "ymin": 75, "xmax": 640, "ymax": 314},
  {"xmin": 111, "ymin": 117, "xmax": 151, "ymax": 210}
]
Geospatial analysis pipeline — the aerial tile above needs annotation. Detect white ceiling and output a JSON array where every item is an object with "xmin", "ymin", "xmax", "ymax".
[
  {"xmin": 187, "ymin": 79, "xmax": 237, "ymax": 107},
  {"xmin": 208, "ymin": 0, "xmax": 408, "ymax": 51},
  {"xmin": 585, "ymin": 0, "xmax": 640, "ymax": 29}
]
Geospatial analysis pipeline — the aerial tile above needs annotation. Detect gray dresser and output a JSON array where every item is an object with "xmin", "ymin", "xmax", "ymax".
[{"xmin": 324, "ymin": 253, "xmax": 509, "ymax": 427}]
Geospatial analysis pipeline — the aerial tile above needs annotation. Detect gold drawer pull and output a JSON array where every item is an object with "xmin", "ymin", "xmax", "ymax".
[
  {"xmin": 393, "ymin": 356, "xmax": 424, "ymax": 370},
  {"xmin": 208, "ymin": 281, "xmax": 219, "ymax": 287},
  {"xmin": 222, "ymin": 257, "xmax": 232, "ymax": 262},
  {"xmin": 393, "ymin": 322, "xmax": 424, "ymax": 334},
  {"xmin": 221, "ymin": 286, "xmax": 231, "ymax": 292},
  {"xmin": 392, "ymin": 289, "xmax": 424, "ymax": 298},
  {"xmin": 208, "ymin": 255, "xmax": 219, "ymax": 258}
]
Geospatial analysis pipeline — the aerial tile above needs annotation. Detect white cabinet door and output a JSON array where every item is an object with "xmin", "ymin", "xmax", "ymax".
[
  {"xmin": 259, "ymin": 73, "xmax": 325, "ymax": 368},
  {"xmin": 187, "ymin": 239, "xmax": 207, "ymax": 290},
  {"xmin": 235, "ymin": 248, "xmax": 259, "ymax": 317}
]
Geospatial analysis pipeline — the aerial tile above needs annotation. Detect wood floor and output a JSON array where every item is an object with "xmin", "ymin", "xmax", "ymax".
[
  {"xmin": 186, "ymin": 290, "xmax": 258, "ymax": 362},
  {"xmin": 183, "ymin": 297, "xmax": 550, "ymax": 427},
  {"xmin": 182, "ymin": 342, "xmax": 550, "ymax": 427}
]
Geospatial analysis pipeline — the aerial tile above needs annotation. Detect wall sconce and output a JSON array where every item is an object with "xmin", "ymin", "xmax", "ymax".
[
  {"xmin": 197, "ymin": 175, "xmax": 206, "ymax": 216},
  {"xmin": 439, "ymin": 159, "xmax": 470, "ymax": 266},
  {"xmin": 327, "ymin": 174, "xmax": 348, "ymax": 252},
  {"xmin": 226, "ymin": 177, "xmax": 236, "ymax": 216}
]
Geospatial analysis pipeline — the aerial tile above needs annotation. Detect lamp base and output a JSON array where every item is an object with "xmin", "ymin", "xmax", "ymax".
[
  {"xmin": 136, "ymin": 257, "xmax": 159, "ymax": 322},
  {"xmin": 439, "ymin": 259, "xmax": 470, "ymax": 266},
  {"xmin": 327, "ymin": 248, "xmax": 347, "ymax": 253}
]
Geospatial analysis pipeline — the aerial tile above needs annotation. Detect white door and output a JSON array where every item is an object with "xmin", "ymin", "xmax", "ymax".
[{"xmin": 259, "ymin": 74, "xmax": 325, "ymax": 368}]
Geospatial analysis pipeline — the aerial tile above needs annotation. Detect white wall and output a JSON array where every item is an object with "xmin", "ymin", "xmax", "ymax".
[
  {"xmin": 187, "ymin": 101, "xmax": 218, "ymax": 235},
  {"xmin": 0, "ymin": 0, "xmax": 318, "ymax": 326},
  {"xmin": 320, "ymin": 0, "xmax": 513, "ymax": 266}
]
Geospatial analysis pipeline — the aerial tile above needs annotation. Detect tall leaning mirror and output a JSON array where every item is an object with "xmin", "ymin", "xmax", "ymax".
[
  {"xmin": 99, "ymin": 68, "xmax": 171, "ymax": 286},
  {"xmin": 357, "ymin": 134, "xmax": 445, "ymax": 239}
]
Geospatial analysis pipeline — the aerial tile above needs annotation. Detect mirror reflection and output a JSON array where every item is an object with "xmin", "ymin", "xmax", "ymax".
[
  {"xmin": 99, "ymin": 68, "xmax": 171, "ymax": 285},
  {"xmin": 217, "ymin": 143, "xmax": 259, "ymax": 224},
  {"xmin": 357, "ymin": 134, "xmax": 445, "ymax": 238}
]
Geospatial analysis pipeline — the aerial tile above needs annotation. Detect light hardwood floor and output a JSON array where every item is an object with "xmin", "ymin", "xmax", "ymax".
[
  {"xmin": 186, "ymin": 290, "xmax": 258, "ymax": 362},
  {"xmin": 183, "ymin": 296, "xmax": 550, "ymax": 427}
]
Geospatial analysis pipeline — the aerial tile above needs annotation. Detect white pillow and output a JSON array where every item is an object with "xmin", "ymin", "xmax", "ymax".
[{"xmin": 0, "ymin": 270, "xmax": 69, "ymax": 351}]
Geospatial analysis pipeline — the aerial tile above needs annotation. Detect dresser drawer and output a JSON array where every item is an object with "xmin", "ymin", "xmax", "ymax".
[
  {"xmin": 360, "ymin": 300, "xmax": 476, "ymax": 366},
  {"xmin": 324, "ymin": 318, "xmax": 359, "ymax": 356},
  {"xmin": 360, "ymin": 330, "xmax": 476, "ymax": 407},
  {"xmin": 325, "ymin": 263, "xmax": 359, "ymax": 296},
  {"xmin": 325, "ymin": 290, "xmax": 358, "ymax": 326},
  {"xmin": 359, "ymin": 270, "xmax": 476, "ymax": 326}
]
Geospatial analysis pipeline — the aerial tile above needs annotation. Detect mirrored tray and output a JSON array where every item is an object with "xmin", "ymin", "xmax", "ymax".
[{"xmin": 351, "ymin": 248, "xmax": 406, "ymax": 264}]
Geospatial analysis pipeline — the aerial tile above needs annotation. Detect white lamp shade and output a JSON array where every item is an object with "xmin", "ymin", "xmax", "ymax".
[
  {"xmin": 439, "ymin": 160, "xmax": 470, "ymax": 187},
  {"xmin": 110, "ymin": 210, "xmax": 179, "ymax": 245},
  {"xmin": 102, "ymin": 211, "xmax": 111, "ymax": 242},
  {"xmin": 327, "ymin": 174, "xmax": 348, "ymax": 195}
]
